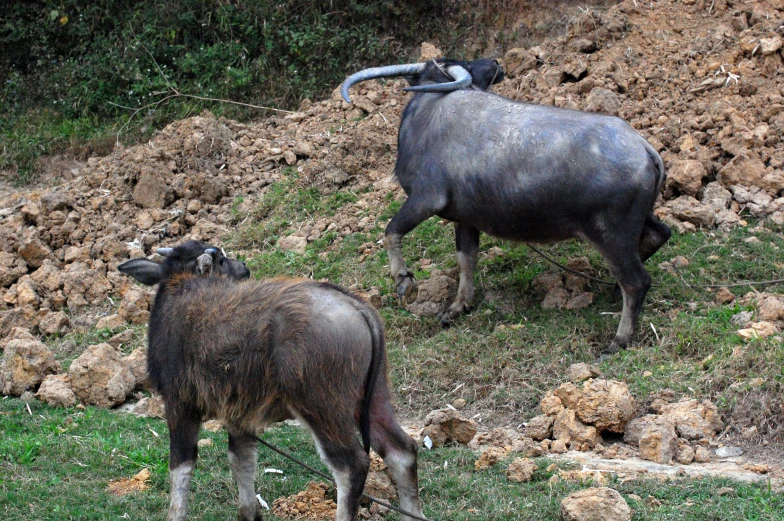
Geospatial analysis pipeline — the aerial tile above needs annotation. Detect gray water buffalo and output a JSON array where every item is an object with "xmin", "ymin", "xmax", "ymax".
[
  {"xmin": 118, "ymin": 241, "xmax": 423, "ymax": 521},
  {"xmin": 341, "ymin": 58, "xmax": 670, "ymax": 357}
]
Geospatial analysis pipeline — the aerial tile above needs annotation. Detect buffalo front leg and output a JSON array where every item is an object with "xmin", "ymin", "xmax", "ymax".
[
  {"xmin": 228, "ymin": 427, "xmax": 263, "ymax": 521},
  {"xmin": 166, "ymin": 409, "xmax": 201, "ymax": 521},
  {"xmin": 385, "ymin": 193, "xmax": 446, "ymax": 305},
  {"xmin": 438, "ymin": 223, "xmax": 480, "ymax": 325}
]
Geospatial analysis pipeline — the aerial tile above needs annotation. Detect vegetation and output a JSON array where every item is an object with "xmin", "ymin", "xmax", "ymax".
[
  {"xmin": 0, "ymin": 0, "xmax": 483, "ymax": 184},
  {"xmin": 1, "ymin": 398, "xmax": 781, "ymax": 520}
]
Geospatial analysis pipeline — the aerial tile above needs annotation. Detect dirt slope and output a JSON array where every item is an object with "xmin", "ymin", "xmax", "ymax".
[{"xmin": 0, "ymin": 0, "xmax": 782, "ymax": 359}]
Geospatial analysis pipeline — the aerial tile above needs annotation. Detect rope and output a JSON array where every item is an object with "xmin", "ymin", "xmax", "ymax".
[
  {"xmin": 524, "ymin": 243, "xmax": 784, "ymax": 290},
  {"xmin": 253, "ymin": 435, "xmax": 432, "ymax": 521}
]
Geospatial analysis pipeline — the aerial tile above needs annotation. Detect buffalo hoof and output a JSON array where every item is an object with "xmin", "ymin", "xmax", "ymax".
[
  {"xmin": 395, "ymin": 271, "xmax": 418, "ymax": 305},
  {"xmin": 437, "ymin": 303, "xmax": 471, "ymax": 326},
  {"xmin": 595, "ymin": 340, "xmax": 624, "ymax": 362}
]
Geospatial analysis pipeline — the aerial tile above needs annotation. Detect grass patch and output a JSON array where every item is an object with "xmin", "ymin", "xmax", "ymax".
[{"xmin": 2, "ymin": 397, "xmax": 781, "ymax": 520}]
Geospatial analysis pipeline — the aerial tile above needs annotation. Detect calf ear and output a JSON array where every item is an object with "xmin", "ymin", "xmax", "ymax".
[{"xmin": 118, "ymin": 258, "xmax": 163, "ymax": 285}]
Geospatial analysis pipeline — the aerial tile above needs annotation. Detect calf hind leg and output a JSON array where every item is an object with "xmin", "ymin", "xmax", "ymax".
[
  {"xmin": 369, "ymin": 400, "xmax": 424, "ymax": 521},
  {"xmin": 227, "ymin": 426, "xmax": 263, "ymax": 521}
]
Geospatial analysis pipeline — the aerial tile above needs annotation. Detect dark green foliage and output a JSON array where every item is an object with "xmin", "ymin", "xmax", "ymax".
[{"xmin": 0, "ymin": 0, "xmax": 467, "ymax": 183}]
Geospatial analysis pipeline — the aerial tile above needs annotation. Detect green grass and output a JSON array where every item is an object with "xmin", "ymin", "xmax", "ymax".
[
  {"xmin": 2, "ymin": 397, "xmax": 781, "ymax": 521},
  {"xmin": 225, "ymin": 178, "xmax": 784, "ymax": 437}
]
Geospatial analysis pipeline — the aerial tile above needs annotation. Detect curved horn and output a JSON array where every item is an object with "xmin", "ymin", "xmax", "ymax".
[
  {"xmin": 340, "ymin": 63, "xmax": 426, "ymax": 103},
  {"xmin": 403, "ymin": 65, "xmax": 472, "ymax": 94},
  {"xmin": 156, "ymin": 247, "xmax": 174, "ymax": 257},
  {"xmin": 196, "ymin": 253, "xmax": 213, "ymax": 276}
]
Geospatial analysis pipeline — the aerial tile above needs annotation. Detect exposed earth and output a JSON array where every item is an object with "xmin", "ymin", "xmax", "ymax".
[{"xmin": 1, "ymin": 0, "xmax": 784, "ymax": 501}]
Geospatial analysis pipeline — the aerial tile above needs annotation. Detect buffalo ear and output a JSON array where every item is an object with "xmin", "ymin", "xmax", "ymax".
[{"xmin": 118, "ymin": 258, "xmax": 164, "ymax": 285}]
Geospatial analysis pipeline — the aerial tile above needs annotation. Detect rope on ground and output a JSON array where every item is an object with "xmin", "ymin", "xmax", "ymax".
[
  {"xmin": 525, "ymin": 243, "xmax": 784, "ymax": 290},
  {"xmin": 253, "ymin": 435, "xmax": 433, "ymax": 521}
]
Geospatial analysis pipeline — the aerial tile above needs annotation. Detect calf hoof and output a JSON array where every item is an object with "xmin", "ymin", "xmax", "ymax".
[
  {"xmin": 595, "ymin": 340, "xmax": 624, "ymax": 362},
  {"xmin": 395, "ymin": 271, "xmax": 418, "ymax": 305}
]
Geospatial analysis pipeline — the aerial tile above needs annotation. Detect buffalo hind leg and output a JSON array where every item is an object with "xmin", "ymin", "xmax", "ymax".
[
  {"xmin": 385, "ymin": 192, "xmax": 448, "ymax": 304},
  {"xmin": 166, "ymin": 408, "xmax": 201, "ymax": 521},
  {"xmin": 369, "ymin": 393, "xmax": 424, "ymax": 521},
  {"xmin": 227, "ymin": 427, "xmax": 263, "ymax": 521},
  {"xmin": 438, "ymin": 223, "xmax": 480, "ymax": 325},
  {"xmin": 593, "ymin": 238, "xmax": 652, "ymax": 359},
  {"xmin": 639, "ymin": 214, "xmax": 671, "ymax": 263}
]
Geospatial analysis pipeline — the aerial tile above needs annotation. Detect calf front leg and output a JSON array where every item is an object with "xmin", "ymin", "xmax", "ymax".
[
  {"xmin": 228, "ymin": 427, "xmax": 263, "ymax": 521},
  {"xmin": 438, "ymin": 223, "xmax": 480, "ymax": 325},
  {"xmin": 166, "ymin": 410, "xmax": 201, "ymax": 521}
]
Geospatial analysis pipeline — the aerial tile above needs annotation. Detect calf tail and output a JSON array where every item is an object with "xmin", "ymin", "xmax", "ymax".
[
  {"xmin": 643, "ymin": 139, "xmax": 666, "ymax": 197},
  {"xmin": 356, "ymin": 303, "xmax": 385, "ymax": 454}
]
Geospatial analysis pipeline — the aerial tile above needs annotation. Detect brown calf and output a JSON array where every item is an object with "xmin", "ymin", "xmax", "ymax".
[{"xmin": 118, "ymin": 241, "xmax": 423, "ymax": 521}]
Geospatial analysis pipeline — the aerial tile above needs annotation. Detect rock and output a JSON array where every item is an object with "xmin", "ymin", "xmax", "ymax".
[
  {"xmin": 575, "ymin": 379, "xmax": 636, "ymax": 433},
  {"xmin": 759, "ymin": 35, "xmax": 783, "ymax": 55},
  {"xmin": 38, "ymin": 311, "xmax": 70, "ymax": 335},
  {"xmin": 118, "ymin": 288, "xmax": 152, "ymax": 325},
  {"xmin": 533, "ymin": 272, "xmax": 563, "ymax": 292},
  {"xmin": 133, "ymin": 168, "xmax": 173, "ymax": 208},
  {"xmin": 506, "ymin": 458, "xmax": 538, "ymax": 482},
  {"xmin": 542, "ymin": 287, "xmax": 571, "ymax": 309},
  {"xmin": 364, "ymin": 469, "xmax": 397, "ymax": 500},
  {"xmin": 566, "ymin": 292, "xmax": 594, "ymax": 309},
  {"xmin": 18, "ymin": 237, "xmax": 52, "ymax": 269},
  {"xmin": 96, "ymin": 314, "xmax": 126, "ymax": 331},
  {"xmin": 0, "ymin": 252, "xmax": 28, "ymax": 286},
  {"xmin": 667, "ymin": 160, "xmax": 706, "ymax": 197},
  {"xmin": 659, "ymin": 399, "xmax": 724, "ymax": 440},
  {"xmin": 584, "ymin": 88, "xmax": 621, "ymax": 116},
  {"xmin": 422, "ymin": 408, "xmax": 478, "ymax": 447},
  {"xmin": 623, "ymin": 415, "xmax": 657, "ymax": 446},
  {"xmin": 68, "ymin": 343, "xmax": 135, "ymax": 407},
  {"xmin": 124, "ymin": 347, "xmax": 149, "ymax": 391},
  {"xmin": 719, "ymin": 154, "xmax": 767, "ymax": 188},
  {"xmin": 666, "ymin": 196, "xmax": 716, "ymax": 228},
  {"xmin": 525, "ymin": 414, "xmax": 555, "ymax": 441},
  {"xmin": 561, "ymin": 487, "xmax": 631, "ymax": 521},
  {"xmin": 420, "ymin": 42, "xmax": 443, "ymax": 61},
  {"xmin": 694, "ymin": 445, "xmax": 712, "ymax": 463},
  {"xmin": 676, "ymin": 439, "xmax": 695, "ymax": 464},
  {"xmin": 570, "ymin": 38, "xmax": 597, "ymax": 53},
  {"xmin": 553, "ymin": 409, "xmax": 603, "ymax": 448},
  {"xmin": 702, "ymin": 182, "xmax": 732, "ymax": 212},
  {"xmin": 475, "ymin": 447, "xmax": 508, "ymax": 470},
  {"xmin": 755, "ymin": 294, "xmax": 784, "ymax": 321},
  {"xmin": 36, "ymin": 374, "xmax": 77, "ymax": 407},
  {"xmin": 277, "ymin": 235, "xmax": 307, "ymax": 254},
  {"xmin": 540, "ymin": 393, "xmax": 565, "ymax": 415},
  {"xmin": 0, "ymin": 337, "xmax": 61, "ymax": 396},
  {"xmin": 503, "ymin": 48, "xmax": 538, "ymax": 75},
  {"xmin": 715, "ymin": 446, "xmax": 743, "ymax": 458},
  {"xmin": 552, "ymin": 382, "xmax": 582, "ymax": 410},
  {"xmin": 550, "ymin": 438, "xmax": 568, "ymax": 453},
  {"xmin": 566, "ymin": 363, "xmax": 601, "ymax": 383},
  {"xmin": 638, "ymin": 416, "xmax": 678, "ymax": 464},
  {"xmin": 130, "ymin": 394, "xmax": 166, "ymax": 418},
  {"xmin": 405, "ymin": 271, "xmax": 457, "ymax": 316},
  {"xmin": 714, "ymin": 287, "xmax": 735, "ymax": 304}
]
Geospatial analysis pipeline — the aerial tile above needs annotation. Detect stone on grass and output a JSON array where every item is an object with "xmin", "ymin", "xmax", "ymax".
[
  {"xmin": 575, "ymin": 379, "xmax": 635, "ymax": 433},
  {"xmin": 422, "ymin": 408, "xmax": 478, "ymax": 447},
  {"xmin": 68, "ymin": 343, "xmax": 135, "ymax": 407},
  {"xmin": 506, "ymin": 458, "xmax": 538, "ymax": 482},
  {"xmin": 566, "ymin": 363, "xmax": 601, "ymax": 382},
  {"xmin": 638, "ymin": 416, "xmax": 678, "ymax": 464},
  {"xmin": 525, "ymin": 414, "xmax": 555, "ymax": 441},
  {"xmin": 561, "ymin": 487, "xmax": 631, "ymax": 521},
  {"xmin": 553, "ymin": 409, "xmax": 603, "ymax": 449},
  {"xmin": 36, "ymin": 374, "xmax": 76, "ymax": 407},
  {"xmin": 0, "ymin": 337, "xmax": 61, "ymax": 396},
  {"xmin": 659, "ymin": 399, "xmax": 724, "ymax": 440}
]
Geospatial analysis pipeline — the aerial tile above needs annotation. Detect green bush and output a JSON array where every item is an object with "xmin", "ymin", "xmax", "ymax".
[{"xmin": 0, "ymin": 0, "xmax": 469, "ymax": 183}]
